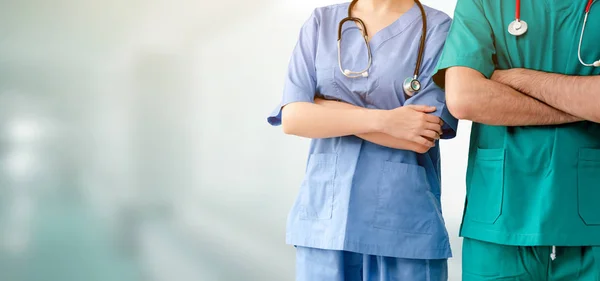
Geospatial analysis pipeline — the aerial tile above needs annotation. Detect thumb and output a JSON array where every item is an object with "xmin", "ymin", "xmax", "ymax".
[{"xmin": 405, "ymin": 105, "xmax": 436, "ymax": 113}]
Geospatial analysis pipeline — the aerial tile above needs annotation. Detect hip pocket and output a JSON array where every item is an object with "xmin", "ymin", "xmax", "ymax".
[
  {"xmin": 578, "ymin": 148, "xmax": 600, "ymax": 225},
  {"xmin": 371, "ymin": 161, "xmax": 438, "ymax": 234},
  {"xmin": 466, "ymin": 148, "xmax": 505, "ymax": 224},
  {"xmin": 591, "ymin": 246, "xmax": 600, "ymax": 275},
  {"xmin": 298, "ymin": 153, "xmax": 337, "ymax": 220},
  {"xmin": 462, "ymin": 238, "xmax": 525, "ymax": 279}
]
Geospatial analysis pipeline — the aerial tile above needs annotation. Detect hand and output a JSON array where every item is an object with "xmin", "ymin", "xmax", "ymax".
[{"xmin": 380, "ymin": 105, "xmax": 443, "ymax": 147}]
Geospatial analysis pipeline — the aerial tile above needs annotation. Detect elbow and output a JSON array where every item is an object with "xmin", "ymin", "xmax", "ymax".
[
  {"xmin": 591, "ymin": 113, "xmax": 600, "ymax": 124},
  {"xmin": 282, "ymin": 120, "xmax": 297, "ymax": 135},
  {"xmin": 445, "ymin": 66, "xmax": 484, "ymax": 120},
  {"xmin": 445, "ymin": 87, "xmax": 474, "ymax": 120},
  {"xmin": 281, "ymin": 116, "xmax": 296, "ymax": 135},
  {"xmin": 281, "ymin": 102, "xmax": 316, "ymax": 136},
  {"xmin": 281, "ymin": 105, "xmax": 300, "ymax": 135}
]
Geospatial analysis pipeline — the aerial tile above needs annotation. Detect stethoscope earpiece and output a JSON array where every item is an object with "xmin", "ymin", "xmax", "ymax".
[
  {"xmin": 342, "ymin": 69, "xmax": 369, "ymax": 78},
  {"xmin": 594, "ymin": 61, "xmax": 600, "ymax": 67}
]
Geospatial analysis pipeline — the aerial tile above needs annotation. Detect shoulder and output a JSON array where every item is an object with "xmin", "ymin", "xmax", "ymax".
[
  {"xmin": 422, "ymin": 5, "xmax": 452, "ymax": 32},
  {"xmin": 312, "ymin": 2, "xmax": 349, "ymax": 15},
  {"xmin": 307, "ymin": 3, "xmax": 349, "ymax": 25}
]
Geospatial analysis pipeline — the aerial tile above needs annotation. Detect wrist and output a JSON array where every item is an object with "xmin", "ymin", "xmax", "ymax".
[{"xmin": 368, "ymin": 109, "xmax": 389, "ymax": 133}]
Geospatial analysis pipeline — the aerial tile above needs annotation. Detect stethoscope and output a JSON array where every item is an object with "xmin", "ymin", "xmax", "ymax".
[
  {"xmin": 337, "ymin": 0, "xmax": 428, "ymax": 97},
  {"xmin": 509, "ymin": 0, "xmax": 599, "ymax": 67}
]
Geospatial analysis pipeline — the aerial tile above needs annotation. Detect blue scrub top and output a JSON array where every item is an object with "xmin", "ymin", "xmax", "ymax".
[{"xmin": 268, "ymin": 3, "xmax": 457, "ymax": 259}]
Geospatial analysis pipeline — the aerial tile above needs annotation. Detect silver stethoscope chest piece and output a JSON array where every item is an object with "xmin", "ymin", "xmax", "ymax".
[
  {"xmin": 508, "ymin": 19, "xmax": 528, "ymax": 36},
  {"xmin": 509, "ymin": 0, "xmax": 528, "ymax": 37},
  {"xmin": 402, "ymin": 76, "xmax": 421, "ymax": 97}
]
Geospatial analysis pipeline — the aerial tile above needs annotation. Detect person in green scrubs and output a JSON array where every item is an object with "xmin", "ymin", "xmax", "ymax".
[{"xmin": 432, "ymin": 0, "xmax": 600, "ymax": 280}]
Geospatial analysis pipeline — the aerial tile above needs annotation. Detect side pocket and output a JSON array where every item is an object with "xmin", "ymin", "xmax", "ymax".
[
  {"xmin": 578, "ymin": 148, "xmax": 600, "ymax": 225},
  {"xmin": 466, "ymin": 148, "xmax": 505, "ymax": 224},
  {"xmin": 462, "ymin": 238, "xmax": 525, "ymax": 278},
  {"xmin": 371, "ymin": 161, "xmax": 435, "ymax": 234},
  {"xmin": 299, "ymin": 153, "xmax": 337, "ymax": 220}
]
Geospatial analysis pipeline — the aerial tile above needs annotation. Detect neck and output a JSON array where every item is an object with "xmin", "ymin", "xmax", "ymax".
[{"xmin": 354, "ymin": 0, "xmax": 414, "ymax": 13}]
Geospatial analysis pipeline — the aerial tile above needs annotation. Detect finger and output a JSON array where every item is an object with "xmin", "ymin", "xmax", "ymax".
[
  {"xmin": 421, "ymin": 129, "xmax": 441, "ymax": 140},
  {"xmin": 424, "ymin": 137, "xmax": 437, "ymax": 145},
  {"xmin": 406, "ymin": 105, "xmax": 436, "ymax": 113},
  {"xmin": 425, "ymin": 123, "xmax": 443, "ymax": 135},
  {"xmin": 413, "ymin": 136, "xmax": 435, "ymax": 148},
  {"xmin": 423, "ymin": 114, "xmax": 442, "ymax": 124}
]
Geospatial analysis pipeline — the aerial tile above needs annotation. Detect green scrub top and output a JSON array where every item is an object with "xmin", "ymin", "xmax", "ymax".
[{"xmin": 434, "ymin": 0, "xmax": 600, "ymax": 246}]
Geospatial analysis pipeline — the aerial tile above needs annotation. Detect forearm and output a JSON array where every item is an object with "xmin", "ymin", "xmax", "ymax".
[
  {"xmin": 281, "ymin": 102, "xmax": 384, "ymax": 139},
  {"xmin": 358, "ymin": 133, "xmax": 432, "ymax": 152},
  {"xmin": 314, "ymin": 99, "xmax": 430, "ymax": 152},
  {"xmin": 446, "ymin": 67, "xmax": 581, "ymax": 126},
  {"xmin": 497, "ymin": 68, "xmax": 600, "ymax": 123}
]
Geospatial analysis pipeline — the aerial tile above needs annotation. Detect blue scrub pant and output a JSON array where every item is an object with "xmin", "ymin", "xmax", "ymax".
[{"xmin": 296, "ymin": 246, "xmax": 448, "ymax": 281}]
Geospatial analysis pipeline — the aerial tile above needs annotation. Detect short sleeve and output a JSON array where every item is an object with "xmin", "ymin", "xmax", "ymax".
[
  {"xmin": 432, "ymin": 0, "xmax": 496, "ymax": 89},
  {"xmin": 267, "ymin": 11, "xmax": 319, "ymax": 126},
  {"xmin": 404, "ymin": 15, "xmax": 458, "ymax": 139}
]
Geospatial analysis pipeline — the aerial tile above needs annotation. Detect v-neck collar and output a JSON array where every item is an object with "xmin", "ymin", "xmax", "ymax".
[{"xmin": 340, "ymin": 2, "xmax": 423, "ymax": 50}]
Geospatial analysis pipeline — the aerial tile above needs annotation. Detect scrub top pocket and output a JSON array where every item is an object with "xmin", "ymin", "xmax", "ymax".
[
  {"xmin": 577, "ymin": 148, "xmax": 600, "ymax": 226},
  {"xmin": 315, "ymin": 66, "xmax": 375, "ymax": 104},
  {"xmin": 371, "ymin": 161, "xmax": 439, "ymax": 235},
  {"xmin": 466, "ymin": 148, "xmax": 505, "ymax": 224},
  {"xmin": 316, "ymin": 67, "xmax": 341, "ymax": 100},
  {"xmin": 299, "ymin": 153, "xmax": 337, "ymax": 220}
]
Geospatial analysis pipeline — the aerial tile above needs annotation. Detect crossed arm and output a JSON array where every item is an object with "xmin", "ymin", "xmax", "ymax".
[
  {"xmin": 312, "ymin": 98, "xmax": 437, "ymax": 153},
  {"xmin": 281, "ymin": 100, "xmax": 443, "ymax": 154},
  {"xmin": 492, "ymin": 68, "xmax": 600, "ymax": 123},
  {"xmin": 445, "ymin": 67, "xmax": 587, "ymax": 126}
]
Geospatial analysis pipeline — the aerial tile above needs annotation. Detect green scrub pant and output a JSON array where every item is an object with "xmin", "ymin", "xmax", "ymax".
[{"xmin": 463, "ymin": 238, "xmax": 600, "ymax": 281}]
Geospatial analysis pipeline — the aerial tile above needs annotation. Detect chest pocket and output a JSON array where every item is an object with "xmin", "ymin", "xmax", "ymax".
[
  {"xmin": 315, "ymin": 67, "xmax": 340, "ymax": 99},
  {"xmin": 315, "ymin": 66, "xmax": 377, "ymax": 105}
]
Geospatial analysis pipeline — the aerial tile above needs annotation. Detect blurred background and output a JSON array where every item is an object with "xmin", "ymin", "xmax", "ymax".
[{"xmin": 0, "ymin": 0, "xmax": 469, "ymax": 280}]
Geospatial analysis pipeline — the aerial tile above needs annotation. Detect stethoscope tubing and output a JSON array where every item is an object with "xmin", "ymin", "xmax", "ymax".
[{"xmin": 337, "ymin": 0, "xmax": 427, "ymax": 80}]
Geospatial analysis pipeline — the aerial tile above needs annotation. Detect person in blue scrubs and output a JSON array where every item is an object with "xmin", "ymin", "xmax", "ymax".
[{"xmin": 267, "ymin": 0, "xmax": 458, "ymax": 280}]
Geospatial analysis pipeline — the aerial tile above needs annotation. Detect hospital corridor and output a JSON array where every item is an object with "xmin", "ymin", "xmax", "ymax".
[{"xmin": 0, "ymin": 0, "xmax": 470, "ymax": 280}]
